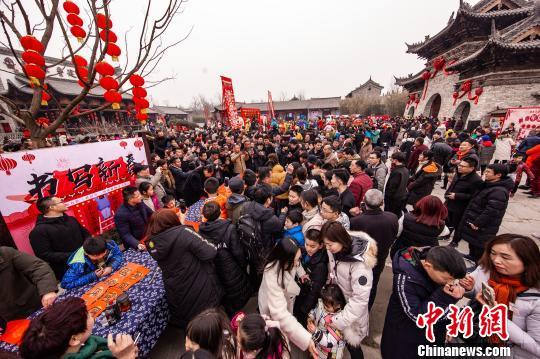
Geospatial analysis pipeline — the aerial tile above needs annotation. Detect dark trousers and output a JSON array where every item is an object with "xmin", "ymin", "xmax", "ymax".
[
  {"xmin": 384, "ymin": 198, "xmax": 405, "ymax": 218},
  {"xmin": 469, "ymin": 245, "xmax": 484, "ymax": 263},
  {"xmin": 347, "ymin": 343, "xmax": 364, "ymax": 359},
  {"xmin": 368, "ymin": 264, "xmax": 384, "ymax": 310}
]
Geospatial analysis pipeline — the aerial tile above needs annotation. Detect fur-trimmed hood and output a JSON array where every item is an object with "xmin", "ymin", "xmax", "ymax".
[{"xmin": 333, "ymin": 230, "xmax": 378, "ymax": 270}]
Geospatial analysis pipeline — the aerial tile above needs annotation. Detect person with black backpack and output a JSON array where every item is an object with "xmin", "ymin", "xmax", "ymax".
[
  {"xmin": 238, "ymin": 185, "xmax": 285, "ymax": 288},
  {"xmin": 199, "ymin": 202, "xmax": 252, "ymax": 315}
]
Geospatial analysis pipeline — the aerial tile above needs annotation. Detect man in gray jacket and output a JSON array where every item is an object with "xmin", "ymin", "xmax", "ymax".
[{"xmin": 368, "ymin": 151, "xmax": 388, "ymax": 193}]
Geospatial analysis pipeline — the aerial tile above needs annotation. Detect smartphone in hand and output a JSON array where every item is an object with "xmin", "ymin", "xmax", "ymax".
[{"xmin": 482, "ymin": 282, "xmax": 496, "ymax": 306}]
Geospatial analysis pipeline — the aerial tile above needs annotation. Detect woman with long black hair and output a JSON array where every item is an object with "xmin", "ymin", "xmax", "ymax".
[{"xmin": 258, "ymin": 238, "xmax": 317, "ymax": 357}]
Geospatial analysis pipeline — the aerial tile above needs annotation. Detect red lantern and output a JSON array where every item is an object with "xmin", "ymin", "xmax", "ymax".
[
  {"xmin": 433, "ymin": 57, "xmax": 445, "ymax": 71},
  {"xmin": 134, "ymin": 139, "xmax": 144, "ymax": 150},
  {"xmin": 73, "ymin": 55, "xmax": 88, "ymax": 67},
  {"xmin": 24, "ymin": 64, "xmax": 45, "ymax": 85},
  {"xmin": 119, "ymin": 141, "xmax": 127, "ymax": 149},
  {"xmin": 22, "ymin": 153, "xmax": 36, "ymax": 164},
  {"xmin": 452, "ymin": 91, "xmax": 459, "ymax": 99},
  {"xmin": 70, "ymin": 26, "xmax": 86, "ymax": 42},
  {"xmin": 129, "ymin": 74, "xmax": 145, "ymax": 87},
  {"xmin": 422, "ymin": 71, "xmax": 431, "ymax": 81},
  {"xmin": 99, "ymin": 76, "xmax": 119, "ymax": 91},
  {"xmin": 76, "ymin": 66, "xmax": 88, "ymax": 78},
  {"xmin": 67, "ymin": 13, "xmax": 83, "ymax": 26},
  {"xmin": 475, "ymin": 87, "xmax": 483, "ymax": 96},
  {"xmin": 415, "ymin": 98, "xmax": 420, "ymax": 105},
  {"xmin": 409, "ymin": 94, "xmax": 415, "ymax": 101},
  {"xmin": 136, "ymin": 113, "xmax": 148, "ymax": 121},
  {"xmin": 96, "ymin": 13, "xmax": 113, "ymax": 29},
  {"xmin": 36, "ymin": 117, "xmax": 50, "ymax": 128},
  {"xmin": 460, "ymin": 80, "xmax": 472, "ymax": 93},
  {"xmin": 0, "ymin": 155, "xmax": 17, "ymax": 176},
  {"xmin": 104, "ymin": 90, "xmax": 122, "ymax": 109},
  {"xmin": 20, "ymin": 35, "xmax": 44, "ymax": 53},
  {"xmin": 22, "ymin": 50, "xmax": 45, "ymax": 67},
  {"xmin": 106, "ymin": 43, "xmax": 121, "ymax": 61},
  {"xmin": 99, "ymin": 29, "xmax": 118, "ymax": 43},
  {"xmin": 41, "ymin": 91, "xmax": 51, "ymax": 106},
  {"xmin": 133, "ymin": 97, "xmax": 149, "ymax": 109},
  {"xmin": 132, "ymin": 87, "xmax": 147, "ymax": 98},
  {"xmin": 95, "ymin": 61, "xmax": 114, "ymax": 76},
  {"xmin": 63, "ymin": 0, "xmax": 80, "ymax": 14}
]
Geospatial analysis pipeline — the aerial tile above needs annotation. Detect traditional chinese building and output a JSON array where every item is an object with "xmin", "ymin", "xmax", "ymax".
[
  {"xmin": 346, "ymin": 77, "xmax": 384, "ymax": 99},
  {"xmin": 213, "ymin": 97, "xmax": 341, "ymax": 122},
  {"xmin": 395, "ymin": 0, "xmax": 540, "ymax": 129},
  {"xmin": 0, "ymin": 47, "xmax": 140, "ymax": 140}
]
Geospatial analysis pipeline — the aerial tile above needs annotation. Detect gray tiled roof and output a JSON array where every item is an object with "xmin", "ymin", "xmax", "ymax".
[
  {"xmin": 214, "ymin": 97, "xmax": 341, "ymax": 112},
  {"xmin": 152, "ymin": 106, "xmax": 188, "ymax": 115}
]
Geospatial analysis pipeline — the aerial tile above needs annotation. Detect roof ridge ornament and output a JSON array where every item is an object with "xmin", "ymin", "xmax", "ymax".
[
  {"xmin": 448, "ymin": 11, "xmax": 455, "ymax": 24},
  {"xmin": 490, "ymin": 18, "xmax": 501, "ymax": 39}
]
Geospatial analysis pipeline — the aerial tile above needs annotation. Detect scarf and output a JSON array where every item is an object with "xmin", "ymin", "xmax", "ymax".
[
  {"xmin": 486, "ymin": 273, "xmax": 528, "ymax": 344},
  {"xmin": 456, "ymin": 149, "xmax": 470, "ymax": 160}
]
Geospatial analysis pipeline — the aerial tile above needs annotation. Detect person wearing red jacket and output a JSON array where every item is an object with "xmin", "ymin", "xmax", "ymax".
[
  {"xmin": 407, "ymin": 137, "xmax": 428, "ymax": 173},
  {"xmin": 348, "ymin": 159, "xmax": 372, "ymax": 216}
]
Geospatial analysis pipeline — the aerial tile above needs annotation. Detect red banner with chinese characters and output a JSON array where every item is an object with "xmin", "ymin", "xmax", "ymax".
[
  {"xmin": 221, "ymin": 75, "xmax": 243, "ymax": 128},
  {"xmin": 268, "ymin": 90, "xmax": 276, "ymax": 121},
  {"xmin": 0, "ymin": 138, "xmax": 148, "ymax": 254}
]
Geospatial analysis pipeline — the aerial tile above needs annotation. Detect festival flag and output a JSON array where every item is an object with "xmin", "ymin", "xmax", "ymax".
[
  {"xmin": 203, "ymin": 104, "xmax": 211, "ymax": 127},
  {"xmin": 268, "ymin": 90, "xmax": 276, "ymax": 120},
  {"xmin": 220, "ymin": 76, "xmax": 239, "ymax": 127}
]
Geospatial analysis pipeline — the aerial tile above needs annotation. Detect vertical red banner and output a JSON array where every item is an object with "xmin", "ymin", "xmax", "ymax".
[
  {"xmin": 221, "ymin": 76, "xmax": 239, "ymax": 128},
  {"xmin": 268, "ymin": 90, "xmax": 276, "ymax": 120}
]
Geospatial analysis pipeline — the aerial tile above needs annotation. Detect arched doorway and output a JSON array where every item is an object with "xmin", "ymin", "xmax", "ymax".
[
  {"xmin": 453, "ymin": 101, "xmax": 471, "ymax": 124},
  {"xmin": 423, "ymin": 93, "xmax": 442, "ymax": 118},
  {"xmin": 407, "ymin": 106, "xmax": 415, "ymax": 118}
]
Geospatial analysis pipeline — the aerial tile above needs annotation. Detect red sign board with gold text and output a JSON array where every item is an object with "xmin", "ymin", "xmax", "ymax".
[{"xmin": 0, "ymin": 138, "xmax": 148, "ymax": 254}]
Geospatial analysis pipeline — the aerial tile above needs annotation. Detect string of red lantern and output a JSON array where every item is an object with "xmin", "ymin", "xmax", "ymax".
[
  {"xmin": 95, "ymin": 13, "xmax": 121, "ymax": 62},
  {"xmin": 20, "ymin": 36, "xmax": 45, "ymax": 86},
  {"xmin": 129, "ymin": 74, "xmax": 149, "ymax": 123},
  {"xmin": 63, "ymin": 1, "xmax": 86, "ymax": 43}
]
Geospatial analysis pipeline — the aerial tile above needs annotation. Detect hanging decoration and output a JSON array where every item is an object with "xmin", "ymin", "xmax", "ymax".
[
  {"xmin": 0, "ymin": 155, "xmax": 17, "ymax": 176},
  {"xmin": 421, "ymin": 70, "xmax": 431, "ymax": 100},
  {"xmin": 104, "ymin": 90, "xmax": 122, "ymax": 109},
  {"xmin": 95, "ymin": 61, "xmax": 115, "ymax": 76},
  {"xmin": 96, "ymin": 13, "xmax": 121, "ymax": 62},
  {"xmin": 405, "ymin": 93, "xmax": 420, "ymax": 109},
  {"xmin": 418, "ymin": 56, "xmax": 458, "ymax": 102},
  {"xmin": 41, "ymin": 84, "xmax": 51, "ymax": 106},
  {"xmin": 129, "ymin": 74, "xmax": 149, "ymax": 121},
  {"xmin": 20, "ymin": 36, "xmax": 45, "ymax": 86},
  {"xmin": 22, "ymin": 153, "xmax": 36, "ymax": 164},
  {"xmin": 452, "ymin": 80, "xmax": 484, "ymax": 105},
  {"xmin": 63, "ymin": 1, "xmax": 87, "ymax": 43},
  {"xmin": 36, "ymin": 117, "xmax": 50, "ymax": 128}
]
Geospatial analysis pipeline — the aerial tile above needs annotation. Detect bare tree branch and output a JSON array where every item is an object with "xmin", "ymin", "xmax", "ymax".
[{"xmin": 15, "ymin": 0, "xmax": 31, "ymax": 35}]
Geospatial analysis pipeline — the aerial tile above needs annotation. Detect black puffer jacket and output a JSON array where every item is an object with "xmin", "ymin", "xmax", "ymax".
[
  {"xmin": 406, "ymin": 161, "xmax": 442, "ymax": 205},
  {"xmin": 29, "ymin": 214, "xmax": 89, "ymax": 279},
  {"xmin": 444, "ymin": 171, "xmax": 483, "ymax": 215},
  {"xmin": 458, "ymin": 177, "xmax": 514, "ymax": 249},
  {"xmin": 430, "ymin": 139, "xmax": 453, "ymax": 166},
  {"xmin": 148, "ymin": 225, "xmax": 223, "ymax": 328},
  {"xmin": 199, "ymin": 219, "xmax": 252, "ymax": 314}
]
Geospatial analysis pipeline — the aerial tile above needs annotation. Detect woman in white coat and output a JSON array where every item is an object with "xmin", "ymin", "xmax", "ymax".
[
  {"xmin": 320, "ymin": 221, "xmax": 378, "ymax": 359},
  {"xmin": 258, "ymin": 238, "xmax": 317, "ymax": 357},
  {"xmin": 493, "ymin": 131, "xmax": 515, "ymax": 164},
  {"xmin": 459, "ymin": 234, "xmax": 540, "ymax": 358}
]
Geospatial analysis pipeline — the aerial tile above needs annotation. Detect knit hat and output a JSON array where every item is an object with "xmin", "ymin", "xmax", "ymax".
[{"xmin": 228, "ymin": 176, "xmax": 245, "ymax": 194}]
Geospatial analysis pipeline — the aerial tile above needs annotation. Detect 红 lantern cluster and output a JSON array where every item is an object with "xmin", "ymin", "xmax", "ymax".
[
  {"xmin": 20, "ymin": 35, "xmax": 45, "ymax": 86},
  {"xmin": 94, "ymin": 60, "xmax": 121, "ymax": 109},
  {"xmin": 452, "ymin": 80, "xmax": 484, "ymax": 105},
  {"xmin": 63, "ymin": 1, "xmax": 86, "ymax": 43},
  {"xmin": 129, "ymin": 74, "xmax": 149, "ymax": 123},
  {"xmin": 96, "ymin": 13, "xmax": 121, "ymax": 62},
  {"xmin": 73, "ymin": 55, "xmax": 89, "ymax": 87}
]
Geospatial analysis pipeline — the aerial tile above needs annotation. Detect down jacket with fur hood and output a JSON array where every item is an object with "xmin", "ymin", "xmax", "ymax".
[{"xmin": 327, "ymin": 230, "xmax": 378, "ymax": 347}]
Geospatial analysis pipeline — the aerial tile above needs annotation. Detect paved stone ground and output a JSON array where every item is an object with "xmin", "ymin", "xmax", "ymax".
[{"xmin": 149, "ymin": 178, "xmax": 540, "ymax": 359}]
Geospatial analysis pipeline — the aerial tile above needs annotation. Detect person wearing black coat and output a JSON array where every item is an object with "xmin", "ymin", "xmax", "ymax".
[
  {"xmin": 182, "ymin": 166, "xmax": 214, "ymax": 207},
  {"xmin": 443, "ymin": 157, "xmax": 483, "ymax": 243},
  {"xmin": 199, "ymin": 203, "xmax": 252, "ymax": 315},
  {"xmin": 430, "ymin": 133, "xmax": 453, "ymax": 167},
  {"xmin": 293, "ymin": 233, "xmax": 328, "ymax": 326},
  {"xmin": 350, "ymin": 189, "xmax": 398, "ymax": 310},
  {"xmin": 384, "ymin": 152, "xmax": 410, "ymax": 217},
  {"xmin": 381, "ymin": 247, "xmax": 467, "ymax": 359},
  {"xmin": 114, "ymin": 187, "xmax": 154, "ymax": 250},
  {"xmin": 29, "ymin": 197, "xmax": 90, "ymax": 279},
  {"xmin": 406, "ymin": 152, "xmax": 442, "ymax": 206},
  {"xmin": 169, "ymin": 158, "xmax": 190, "ymax": 199},
  {"xmin": 147, "ymin": 210, "xmax": 223, "ymax": 329},
  {"xmin": 241, "ymin": 193, "xmax": 285, "ymax": 251},
  {"xmin": 458, "ymin": 164, "xmax": 514, "ymax": 262}
]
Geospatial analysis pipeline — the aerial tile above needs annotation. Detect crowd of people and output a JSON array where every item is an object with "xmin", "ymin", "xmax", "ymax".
[{"xmin": 1, "ymin": 114, "xmax": 540, "ymax": 359}]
